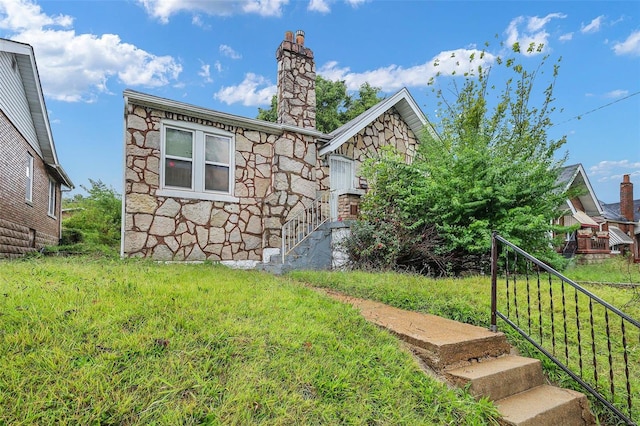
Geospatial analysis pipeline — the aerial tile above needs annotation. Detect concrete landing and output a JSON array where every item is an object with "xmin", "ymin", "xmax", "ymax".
[{"xmin": 332, "ymin": 293, "xmax": 511, "ymax": 370}]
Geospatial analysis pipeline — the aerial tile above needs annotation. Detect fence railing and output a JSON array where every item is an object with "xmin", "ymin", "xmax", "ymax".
[
  {"xmin": 490, "ymin": 231, "xmax": 639, "ymax": 425},
  {"xmin": 281, "ymin": 192, "xmax": 330, "ymax": 263}
]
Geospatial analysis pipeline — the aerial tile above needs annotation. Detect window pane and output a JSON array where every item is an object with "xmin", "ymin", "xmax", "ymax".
[
  {"xmin": 48, "ymin": 181, "xmax": 55, "ymax": 215},
  {"xmin": 205, "ymin": 164, "xmax": 229, "ymax": 192},
  {"xmin": 205, "ymin": 135, "xmax": 229, "ymax": 164},
  {"xmin": 26, "ymin": 155, "xmax": 33, "ymax": 202},
  {"xmin": 165, "ymin": 158, "xmax": 192, "ymax": 188},
  {"xmin": 166, "ymin": 128, "xmax": 193, "ymax": 158},
  {"xmin": 330, "ymin": 158, "xmax": 353, "ymax": 190}
]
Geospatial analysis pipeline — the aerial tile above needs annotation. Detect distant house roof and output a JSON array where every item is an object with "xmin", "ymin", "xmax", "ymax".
[
  {"xmin": 0, "ymin": 38, "xmax": 73, "ymax": 188},
  {"xmin": 319, "ymin": 87, "xmax": 429, "ymax": 156},
  {"xmin": 557, "ymin": 163, "xmax": 602, "ymax": 216},
  {"xmin": 600, "ymin": 199, "xmax": 640, "ymax": 223}
]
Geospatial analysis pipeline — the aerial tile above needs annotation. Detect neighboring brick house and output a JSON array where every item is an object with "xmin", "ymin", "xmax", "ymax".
[
  {"xmin": 0, "ymin": 39, "xmax": 74, "ymax": 258},
  {"xmin": 122, "ymin": 30, "xmax": 426, "ymax": 267},
  {"xmin": 556, "ymin": 164, "xmax": 639, "ymax": 262}
]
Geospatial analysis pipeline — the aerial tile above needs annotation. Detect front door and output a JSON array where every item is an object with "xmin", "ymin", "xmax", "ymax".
[{"xmin": 329, "ymin": 156, "xmax": 354, "ymax": 220}]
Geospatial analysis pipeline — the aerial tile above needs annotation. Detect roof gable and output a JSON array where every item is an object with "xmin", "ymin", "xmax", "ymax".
[
  {"xmin": 318, "ymin": 87, "xmax": 427, "ymax": 156},
  {"xmin": 0, "ymin": 38, "xmax": 73, "ymax": 188},
  {"xmin": 557, "ymin": 163, "xmax": 602, "ymax": 216}
]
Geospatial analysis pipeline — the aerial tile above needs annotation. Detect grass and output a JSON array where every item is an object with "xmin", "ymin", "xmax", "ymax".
[
  {"xmin": 565, "ymin": 255, "xmax": 640, "ymax": 285},
  {"xmin": 289, "ymin": 262, "xmax": 640, "ymax": 425},
  {"xmin": 0, "ymin": 257, "xmax": 500, "ymax": 425}
]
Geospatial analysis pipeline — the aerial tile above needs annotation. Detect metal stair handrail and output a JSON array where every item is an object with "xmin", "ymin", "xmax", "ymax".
[
  {"xmin": 491, "ymin": 231, "xmax": 639, "ymax": 425},
  {"xmin": 281, "ymin": 192, "xmax": 331, "ymax": 263}
]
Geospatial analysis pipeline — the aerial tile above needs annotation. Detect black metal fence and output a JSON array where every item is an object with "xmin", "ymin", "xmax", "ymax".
[{"xmin": 490, "ymin": 232, "xmax": 639, "ymax": 425}]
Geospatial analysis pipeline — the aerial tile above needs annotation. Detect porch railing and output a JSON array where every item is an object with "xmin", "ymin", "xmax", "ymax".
[
  {"xmin": 491, "ymin": 231, "xmax": 639, "ymax": 425},
  {"xmin": 281, "ymin": 192, "xmax": 330, "ymax": 263}
]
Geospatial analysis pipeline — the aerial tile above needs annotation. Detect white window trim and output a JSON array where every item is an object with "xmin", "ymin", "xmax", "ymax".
[
  {"xmin": 48, "ymin": 178, "xmax": 56, "ymax": 218},
  {"xmin": 158, "ymin": 119, "xmax": 238, "ymax": 203},
  {"xmin": 26, "ymin": 153, "xmax": 34, "ymax": 204}
]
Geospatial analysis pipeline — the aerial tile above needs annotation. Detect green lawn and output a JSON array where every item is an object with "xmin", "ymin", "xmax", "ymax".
[
  {"xmin": 565, "ymin": 255, "xmax": 640, "ymax": 286},
  {"xmin": 0, "ymin": 257, "xmax": 499, "ymax": 425}
]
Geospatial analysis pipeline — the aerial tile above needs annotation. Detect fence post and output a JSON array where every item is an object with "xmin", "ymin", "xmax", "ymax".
[{"xmin": 490, "ymin": 230, "xmax": 498, "ymax": 332}]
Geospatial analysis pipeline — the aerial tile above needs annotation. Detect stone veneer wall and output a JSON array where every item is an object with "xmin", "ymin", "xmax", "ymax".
[
  {"xmin": 262, "ymin": 131, "xmax": 318, "ymax": 249},
  {"xmin": 124, "ymin": 105, "xmax": 279, "ymax": 261},
  {"xmin": 320, "ymin": 107, "xmax": 419, "ymax": 190}
]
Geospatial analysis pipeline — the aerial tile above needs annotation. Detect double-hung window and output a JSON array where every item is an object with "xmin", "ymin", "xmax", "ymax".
[
  {"xmin": 48, "ymin": 179, "xmax": 56, "ymax": 217},
  {"xmin": 159, "ymin": 120, "xmax": 237, "ymax": 202},
  {"xmin": 26, "ymin": 153, "xmax": 34, "ymax": 203}
]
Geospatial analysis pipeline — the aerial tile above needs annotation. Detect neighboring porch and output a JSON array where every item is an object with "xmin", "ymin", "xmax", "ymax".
[{"xmin": 558, "ymin": 210, "xmax": 611, "ymax": 262}]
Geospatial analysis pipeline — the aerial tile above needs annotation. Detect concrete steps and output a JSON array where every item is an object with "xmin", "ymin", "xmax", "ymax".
[
  {"xmin": 259, "ymin": 224, "xmax": 332, "ymax": 274},
  {"xmin": 329, "ymin": 295, "xmax": 596, "ymax": 426}
]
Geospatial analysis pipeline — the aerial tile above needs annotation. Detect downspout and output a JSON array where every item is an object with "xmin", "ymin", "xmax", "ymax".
[{"xmin": 120, "ymin": 95, "xmax": 129, "ymax": 259}]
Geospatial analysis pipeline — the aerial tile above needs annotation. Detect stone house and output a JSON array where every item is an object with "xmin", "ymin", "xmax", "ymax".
[
  {"xmin": 121, "ymin": 30, "xmax": 426, "ymax": 268},
  {"xmin": 0, "ymin": 38, "xmax": 74, "ymax": 258}
]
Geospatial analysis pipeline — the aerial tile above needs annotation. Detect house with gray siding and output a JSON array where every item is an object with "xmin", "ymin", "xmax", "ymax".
[{"xmin": 0, "ymin": 38, "xmax": 74, "ymax": 258}]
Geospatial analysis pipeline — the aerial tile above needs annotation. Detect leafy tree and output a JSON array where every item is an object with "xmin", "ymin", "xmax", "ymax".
[
  {"xmin": 351, "ymin": 43, "xmax": 571, "ymax": 274},
  {"xmin": 257, "ymin": 76, "xmax": 384, "ymax": 133},
  {"xmin": 58, "ymin": 179, "xmax": 122, "ymax": 256},
  {"xmin": 256, "ymin": 95, "xmax": 277, "ymax": 123}
]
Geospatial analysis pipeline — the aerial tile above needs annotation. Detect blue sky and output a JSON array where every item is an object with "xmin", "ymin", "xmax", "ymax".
[{"xmin": 1, "ymin": 0, "xmax": 638, "ymax": 203}]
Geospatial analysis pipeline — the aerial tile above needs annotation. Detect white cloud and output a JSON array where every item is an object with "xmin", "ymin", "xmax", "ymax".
[
  {"xmin": 0, "ymin": 0, "xmax": 72, "ymax": 31},
  {"xmin": 0, "ymin": 0, "xmax": 182, "ymax": 102},
  {"xmin": 191, "ymin": 15, "xmax": 210, "ymax": 29},
  {"xmin": 215, "ymin": 48, "xmax": 496, "ymax": 108},
  {"xmin": 604, "ymin": 89, "xmax": 629, "ymax": 99},
  {"xmin": 613, "ymin": 30, "xmax": 640, "ymax": 56},
  {"xmin": 214, "ymin": 60, "xmax": 223, "ymax": 73},
  {"xmin": 219, "ymin": 44, "xmax": 242, "ymax": 60},
  {"xmin": 559, "ymin": 32, "xmax": 573, "ymax": 42},
  {"xmin": 318, "ymin": 49, "xmax": 496, "ymax": 92},
  {"xmin": 214, "ymin": 73, "xmax": 276, "ymax": 106},
  {"xmin": 242, "ymin": 0, "xmax": 289, "ymax": 17},
  {"xmin": 505, "ymin": 13, "xmax": 566, "ymax": 56},
  {"xmin": 589, "ymin": 160, "xmax": 640, "ymax": 182},
  {"xmin": 137, "ymin": 0, "xmax": 287, "ymax": 23},
  {"xmin": 308, "ymin": 0, "xmax": 330, "ymax": 13},
  {"xmin": 198, "ymin": 63, "xmax": 212, "ymax": 83},
  {"xmin": 581, "ymin": 15, "xmax": 604, "ymax": 34}
]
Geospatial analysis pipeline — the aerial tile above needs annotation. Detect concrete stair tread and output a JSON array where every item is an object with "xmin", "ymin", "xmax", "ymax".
[
  {"xmin": 446, "ymin": 355, "xmax": 543, "ymax": 401},
  {"xmin": 338, "ymin": 297, "xmax": 511, "ymax": 369},
  {"xmin": 495, "ymin": 384, "xmax": 595, "ymax": 426}
]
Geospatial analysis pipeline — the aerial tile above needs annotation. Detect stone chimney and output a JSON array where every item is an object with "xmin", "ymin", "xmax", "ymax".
[
  {"xmin": 276, "ymin": 30, "xmax": 316, "ymax": 129},
  {"xmin": 620, "ymin": 174, "xmax": 634, "ymax": 221}
]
